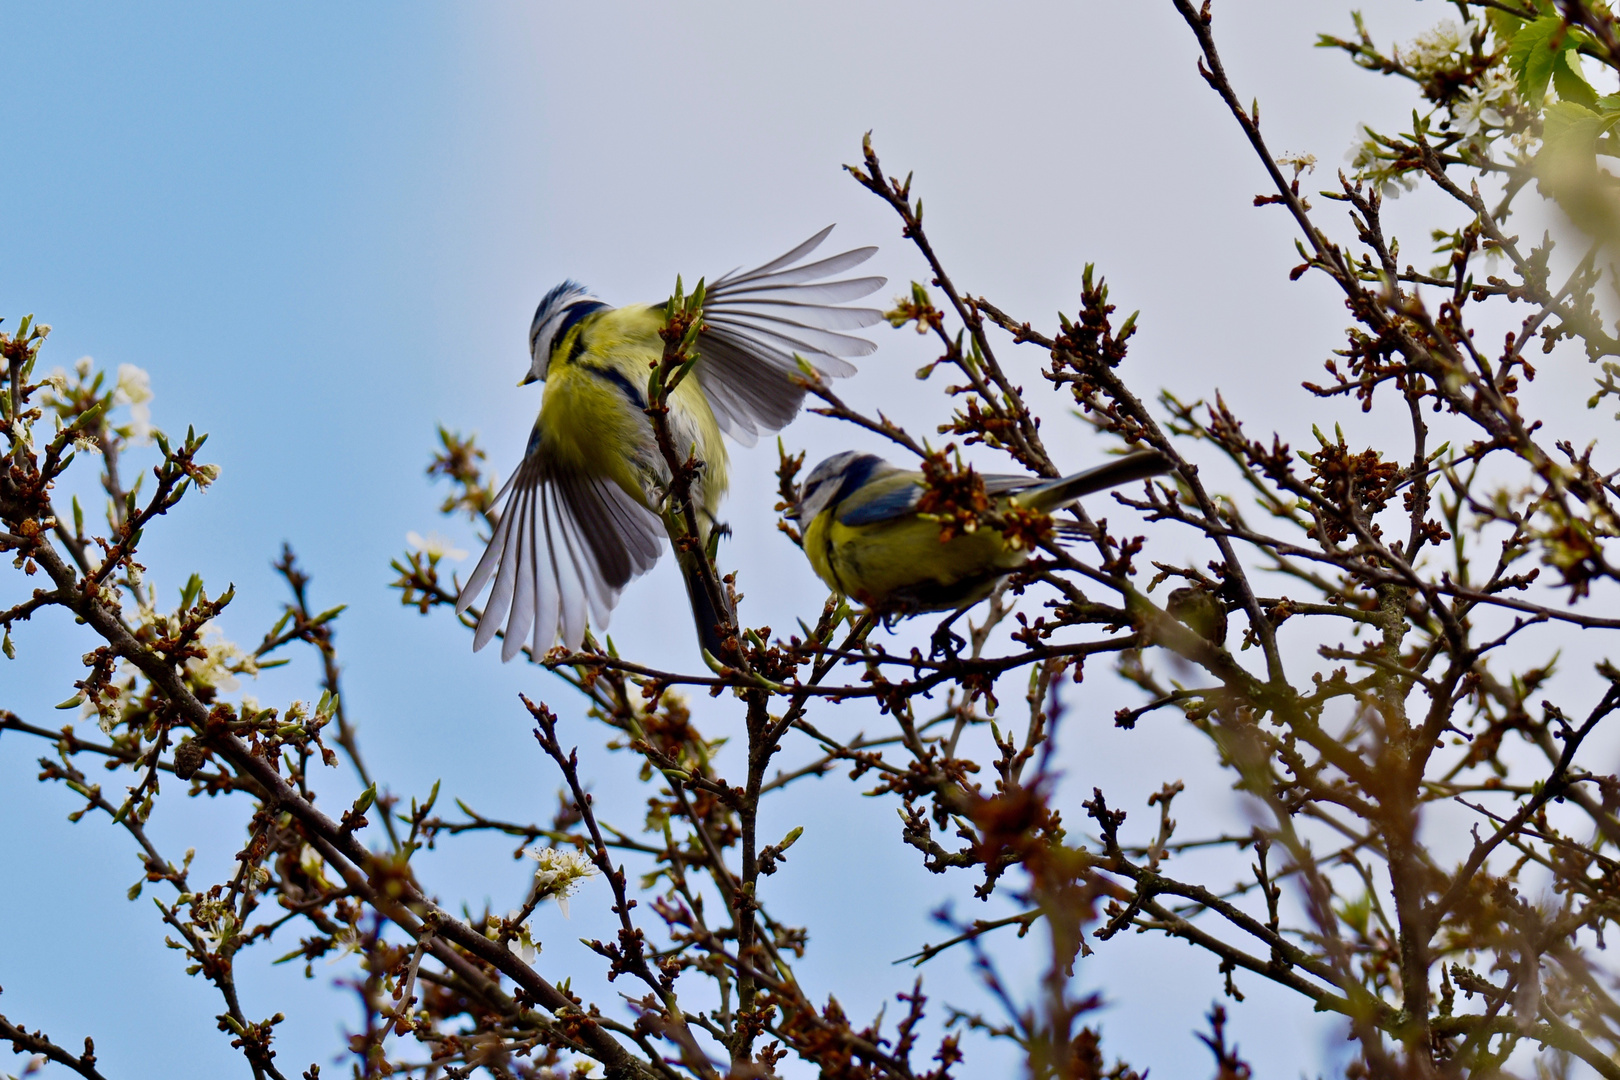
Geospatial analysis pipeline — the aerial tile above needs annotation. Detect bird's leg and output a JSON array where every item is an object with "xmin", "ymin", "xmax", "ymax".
[{"xmin": 929, "ymin": 608, "xmax": 970, "ymax": 660}]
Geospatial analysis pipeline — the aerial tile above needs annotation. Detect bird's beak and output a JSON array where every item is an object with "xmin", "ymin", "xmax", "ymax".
[
  {"xmin": 784, "ymin": 506, "xmax": 801, "ymax": 521},
  {"xmin": 518, "ymin": 373, "xmax": 537, "ymax": 387}
]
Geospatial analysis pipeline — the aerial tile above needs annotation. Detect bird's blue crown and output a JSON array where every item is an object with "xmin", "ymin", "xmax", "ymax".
[{"xmin": 528, "ymin": 280, "xmax": 606, "ymax": 380}]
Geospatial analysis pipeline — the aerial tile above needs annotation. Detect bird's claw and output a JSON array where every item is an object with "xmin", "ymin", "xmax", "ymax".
[{"xmin": 930, "ymin": 624, "xmax": 966, "ymax": 660}]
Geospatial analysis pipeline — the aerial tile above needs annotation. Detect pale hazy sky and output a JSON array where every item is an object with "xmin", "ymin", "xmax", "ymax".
[{"xmin": 4, "ymin": 3, "xmax": 1545, "ymax": 1077}]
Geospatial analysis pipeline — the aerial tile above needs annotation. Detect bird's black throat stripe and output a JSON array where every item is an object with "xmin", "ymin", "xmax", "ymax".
[
  {"xmin": 580, "ymin": 362, "xmax": 647, "ymax": 410},
  {"xmin": 821, "ymin": 525, "xmax": 852, "ymax": 599},
  {"xmin": 566, "ymin": 327, "xmax": 590, "ymax": 367}
]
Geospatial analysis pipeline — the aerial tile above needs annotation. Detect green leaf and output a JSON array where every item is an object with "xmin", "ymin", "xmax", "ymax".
[
  {"xmin": 70, "ymin": 397, "xmax": 109, "ymax": 431},
  {"xmin": 1486, "ymin": 8, "xmax": 1528, "ymax": 48},
  {"xmin": 1554, "ymin": 47, "xmax": 1598, "ymax": 108},
  {"xmin": 309, "ymin": 603, "xmax": 346, "ymax": 627},
  {"xmin": 267, "ymin": 608, "xmax": 294, "ymax": 641},
  {"xmin": 272, "ymin": 944, "xmax": 310, "ymax": 965},
  {"xmin": 1509, "ymin": 15, "xmax": 1568, "ymax": 108},
  {"xmin": 1335, "ymin": 891, "xmax": 1372, "ymax": 936},
  {"xmin": 1535, "ymin": 100, "xmax": 1620, "ymax": 240},
  {"xmin": 179, "ymin": 573, "xmax": 203, "ymax": 611},
  {"xmin": 1542, "ymin": 99, "xmax": 1604, "ymax": 155}
]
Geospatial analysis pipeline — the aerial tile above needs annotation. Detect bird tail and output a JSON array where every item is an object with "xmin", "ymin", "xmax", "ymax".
[
  {"xmin": 1017, "ymin": 449, "xmax": 1174, "ymax": 512},
  {"xmin": 673, "ymin": 541, "xmax": 737, "ymax": 662}
]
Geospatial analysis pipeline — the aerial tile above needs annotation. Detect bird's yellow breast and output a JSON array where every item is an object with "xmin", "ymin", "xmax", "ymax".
[
  {"xmin": 536, "ymin": 304, "xmax": 728, "ymax": 516},
  {"xmin": 804, "ymin": 506, "xmax": 1025, "ymax": 612}
]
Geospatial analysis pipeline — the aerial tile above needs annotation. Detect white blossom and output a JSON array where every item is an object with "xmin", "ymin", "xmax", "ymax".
[
  {"xmin": 1507, "ymin": 124, "xmax": 1538, "ymax": 157},
  {"xmin": 114, "ymin": 363, "xmax": 152, "ymax": 406},
  {"xmin": 82, "ymin": 661, "xmax": 138, "ymax": 733},
  {"xmin": 1277, "ymin": 151, "xmax": 1317, "ymax": 179},
  {"xmin": 505, "ymin": 911, "xmax": 540, "ymax": 963},
  {"xmin": 72, "ymin": 431, "xmax": 102, "ymax": 456},
  {"xmin": 74, "ymin": 356, "xmax": 92, "ymax": 379},
  {"xmin": 1478, "ymin": 68, "xmax": 1516, "ymax": 109},
  {"xmin": 526, "ymin": 846, "xmax": 597, "ymax": 918},
  {"xmin": 1347, "ymin": 125, "xmax": 1417, "ymax": 198},
  {"xmin": 329, "ymin": 926, "xmax": 363, "ymax": 962},
  {"xmin": 192, "ymin": 897, "xmax": 239, "ymax": 948},
  {"xmin": 1398, "ymin": 20, "xmax": 1473, "ymax": 76},
  {"xmin": 484, "ymin": 911, "xmax": 542, "ymax": 962},
  {"xmin": 114, "ymin": 362, "xmax": 154, "ymax": 443},
  {"xmin": 1454, "ymin": 90, "xmax": 1505, "ymax": 137},
  {"xmin": 183, "ymin": 622, "xmax": 259, "ymax": 693},
  {"xmin": 1446, "ymin": 68, "xmax": 1525, "ymax": 162},
  {"xmin": 407, "ymin": 530, "xmax": 468, "ymax": 562}
]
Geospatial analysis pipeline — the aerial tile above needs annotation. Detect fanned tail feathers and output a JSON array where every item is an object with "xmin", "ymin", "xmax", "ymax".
[
  {"xmin": 456, "ymin": 444, "xmax": 663, "ymax": 660},
  {"xmin": 675, "ymin": 548, "xmax": 736, "ymax": 661}
]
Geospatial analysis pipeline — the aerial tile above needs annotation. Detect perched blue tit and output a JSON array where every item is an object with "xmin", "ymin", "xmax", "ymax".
[
  {"xmin": 787, "ymin": 449, "xmax": 1173, "ymax": 614},
  {"xmin": 458, "ymin": 227, "xmax": 885, "ymax": 660}
]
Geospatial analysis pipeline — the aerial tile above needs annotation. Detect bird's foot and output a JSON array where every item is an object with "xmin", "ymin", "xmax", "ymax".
[{"xmin": 929, "ymin": 623, "xmax": 966, "ymax": 661}]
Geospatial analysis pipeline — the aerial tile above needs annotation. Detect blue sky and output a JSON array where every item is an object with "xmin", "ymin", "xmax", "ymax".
[{"xmin": 0, "ymin": 2, "xmax": 1503, "ymax": 1077}]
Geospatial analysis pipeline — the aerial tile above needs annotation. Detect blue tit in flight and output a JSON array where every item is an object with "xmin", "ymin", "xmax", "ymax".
[
  {"xmin": 458, "ymin": 226, "xmax": 885, "ymax": 660},
  {"xmin": 787, "ymin": 448, "xmax": 1173, "ymax": 616}
]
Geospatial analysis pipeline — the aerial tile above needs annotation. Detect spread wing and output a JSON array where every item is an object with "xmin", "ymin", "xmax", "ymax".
[
  {"xmin": 697, "ymin": 225, "xmax": 886, "ymax": 446},
  {"xmin": 456, "ymin": 436, "xmax": 664, "ymax": 659}
]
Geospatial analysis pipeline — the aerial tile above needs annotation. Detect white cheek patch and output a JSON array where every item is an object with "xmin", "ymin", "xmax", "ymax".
[
  {"xmin": 798, "ymin": 484, "xmax": 837, "ymax": 523},
  {"xmin": 530, "ymin": 317, "xmax": 563, "ymax": 379}
]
